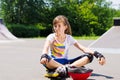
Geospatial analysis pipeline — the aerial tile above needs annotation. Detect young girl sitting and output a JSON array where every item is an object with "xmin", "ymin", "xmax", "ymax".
[{"xmin": 40, "ymin": 15, "xmax": 106, "ymax": 77}]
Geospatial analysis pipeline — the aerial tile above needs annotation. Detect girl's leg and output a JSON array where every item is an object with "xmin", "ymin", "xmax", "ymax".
[
  {"xmin": 44, "ymin": 58, "xmax": 69, "ymax": 69},
  {"xmin": 70, "ymin": 56, "xmax": 89, "ymax": 67},
  {"xmin": 40, "ymin": 54, "xmax": 64, "ymax": 69},
  {"xmin": 69, "ymin": 53, "xmax": 93, "ymax": 67},
  {"xmin": 50, "ymin": 54, "xmax": 93, "ymax": 76},
  {"xmin": 45, "ymin": 59, "xmax": 63, "ymax": 69}
]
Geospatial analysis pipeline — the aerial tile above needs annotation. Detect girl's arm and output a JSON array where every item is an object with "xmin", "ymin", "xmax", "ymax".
[
  {"xmin": 42, "ymin": 39, "xmax": 51, "ymax": 54},
  {"xmin": 74, "ymin": 41, "xmax": 106, "ymax": 65},
  {"xmin": 40, "ymin": 39, "xmax": 51, "ymax": 64},
  {"xmin": 74, "ymin": 41, "xmax": 94, "ymax": 54}
]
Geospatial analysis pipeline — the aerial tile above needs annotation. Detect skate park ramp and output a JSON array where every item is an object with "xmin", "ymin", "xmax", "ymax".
[
  {"xmin": 0, "ymin": 23, "xmax": 20, "ymax": 43},
  {"xmin": 89, "ymin": 18, "xmax": 120, "ymax": 54}
]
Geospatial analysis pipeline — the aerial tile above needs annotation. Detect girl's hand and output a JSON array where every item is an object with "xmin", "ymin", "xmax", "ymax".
[
  {"xmin": 93, "ymin": 51, "xmax": 106, "ymax": 65},
  {"xmin": 98, "ymin": 57, "xmax": 106, "ymax": 65},
  {"xmin": 40, "ymin": 58, "xmax": 48, "ymax": 64},
  {"xmin": 40, "ymin": 54, "xmax": 51, "ymax": 64}
]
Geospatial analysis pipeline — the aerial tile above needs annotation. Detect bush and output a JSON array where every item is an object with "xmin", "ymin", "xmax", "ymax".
[
  {"xmin": 35, "ymin": 23, "xmax": 51, "ymax": 37},
  {"xmin": 7, "ymin": 24, "xmax": 40, "ymax": 38}
]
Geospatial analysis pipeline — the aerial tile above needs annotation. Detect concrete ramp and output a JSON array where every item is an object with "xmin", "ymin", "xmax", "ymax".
[
  {"xmin": 89, "ymin": 26, "xmax": 120, "ymax": 48},
  {"xmin": 89, "ymin": 18, "xmax": 120, "ymax": 54},
  {"xmin": 0, "ymin": 23, "xmax": 18, "ymax": 40}
]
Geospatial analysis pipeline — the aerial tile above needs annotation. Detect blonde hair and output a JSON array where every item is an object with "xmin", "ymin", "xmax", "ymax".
[{"xmin": 53, "ymin": 15, "xmax": 72, "ymax": 35}]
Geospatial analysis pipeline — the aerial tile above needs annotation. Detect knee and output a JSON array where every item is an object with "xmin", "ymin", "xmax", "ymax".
[
  {"xmin": 85, "ymin": 53, "xmax": 94, "ymax": 63},
  {"xmin": 40, "ymin": 54, "xmax": 52, "ymax": 64}
]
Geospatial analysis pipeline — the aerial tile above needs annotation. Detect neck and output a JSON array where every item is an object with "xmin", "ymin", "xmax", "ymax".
[
  {"xmin": 55, "ymin": 33, "xmax": 66, "ymax": 38},
  {"xmin": 55, "ymin": 33, "xmax": 66, "ymax": 43}
]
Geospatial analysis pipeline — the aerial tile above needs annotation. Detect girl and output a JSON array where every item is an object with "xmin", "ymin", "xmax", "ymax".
[{"xmin": 40, "ymin": 15, "xmax": 106, "ymax": 76}]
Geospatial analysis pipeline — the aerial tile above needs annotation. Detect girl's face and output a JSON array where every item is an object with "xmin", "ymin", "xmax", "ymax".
[{"xmin": 53, "ymin": 22, "xmax": 67, "ymax": 34}]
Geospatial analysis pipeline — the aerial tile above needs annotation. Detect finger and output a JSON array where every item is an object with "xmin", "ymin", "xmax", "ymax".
[
  {"xmin": 100, "ymin": 59, "xmax": 105, "ymax": 65},
  {"xmin": 99, "ymin": 61, "xmax": 103, "ymax": 65},
  {"xmin": 44, "ymin": 59, "xmax": 49, "ymax": 64},
  {"xmin": 99, "ymin": 57, "xmax": 105, "ymax": 62},
  {"xmin": 101, "ymin": 61, "xmax": 104, "ymax": 65},
  {"xmin": 101, "ymin": 58, "xmax": 106, "ymax": 63}
]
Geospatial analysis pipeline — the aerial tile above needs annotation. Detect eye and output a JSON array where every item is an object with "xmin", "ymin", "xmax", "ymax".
[
  {"xmin": 58, "ymin": 25, "xmax": 61, "ymax": 28},
  {"xmin": 54, "ymin": 25, "xmax": 57, "ymax": 28}
]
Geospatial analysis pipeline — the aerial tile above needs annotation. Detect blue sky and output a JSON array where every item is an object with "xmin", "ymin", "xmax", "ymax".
[{"xmin": 107, "ymin": 0, "xmax": 120, "ymax": 9}]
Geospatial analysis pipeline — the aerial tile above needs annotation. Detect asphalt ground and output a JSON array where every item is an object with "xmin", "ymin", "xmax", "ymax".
[{"xmin": 0, "ymin": 39, "xmax": 120, "ymax": 80}]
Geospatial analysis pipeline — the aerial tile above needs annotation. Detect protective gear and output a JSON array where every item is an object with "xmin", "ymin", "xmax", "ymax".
[
  {"xmin": 67, "ymin": 66, "xmax": 93, "ymax": 73},
  {"xmin": 40, "ymin": 54, "xmax": 51, "ymax": 62},
  {"xmin": 68, "ymin": 66, "xmax": 93, "ymax": 80},
  {"xmin": 94, "ymin": 51, "xmax": 105, "ymax": 59},
  {"xmin": 55, "ymin": 65, "xmax": 93, "ymax": 77},
  {"xmin": 55, "ymin": 65, "xmax": 68, "ymax": 77},
  {"xmin": 84, "ymin": 53, "xmax": 94, "ymax": 63}
]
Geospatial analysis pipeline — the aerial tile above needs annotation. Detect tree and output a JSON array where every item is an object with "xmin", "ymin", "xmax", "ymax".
[
  {"xmin": 1, "ymin": 0, "xmax": 46, "ymax": 24},
  {"xmin": 0, "ymin": 0, "xmax": 117, "ymax": 37},
  {"xmin": 92, "ymin": 0, "xmax": 113, "ymax": 35}
]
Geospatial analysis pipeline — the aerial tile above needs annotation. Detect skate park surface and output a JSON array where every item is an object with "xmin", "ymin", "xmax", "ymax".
[{"xmin": 0, "ymin": 38, "xmax": 120, "ymax": 80}]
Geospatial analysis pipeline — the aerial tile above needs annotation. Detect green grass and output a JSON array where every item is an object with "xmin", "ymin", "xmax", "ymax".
[
  {"xmin": 74, "ymin": 36, "xmax": 100, "ymax": 40},
  {"xmin": 34, "ymin": 36, "xmax": 100, "ymax": 40}
]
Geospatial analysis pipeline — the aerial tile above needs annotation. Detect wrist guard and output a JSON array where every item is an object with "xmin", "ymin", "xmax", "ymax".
[
  {"xmin": 40, "ymin": 54, "xmax": 51, "ymax": 62},
  {"xmin": 94, "ymin": 51, "xmax": 105, "ymax": 59}
]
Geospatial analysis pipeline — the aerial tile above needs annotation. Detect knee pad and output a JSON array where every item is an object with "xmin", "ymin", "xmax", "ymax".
[
  {"xmin": 40, "ymin": 54, "xmax": 51, "ymax": 62},
  {"xmin": 84, "ymin": 53, "xmax": 94, "ymax": 63}
]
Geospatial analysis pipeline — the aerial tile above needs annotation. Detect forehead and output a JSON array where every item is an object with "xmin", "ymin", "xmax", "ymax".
[
  {"xmin": 53, "ymin": 18, "xmax": 65, "ymax": 25},
  {"xmin": 54, "ymin": 22, "xmax": 64, "ymax": 26}
]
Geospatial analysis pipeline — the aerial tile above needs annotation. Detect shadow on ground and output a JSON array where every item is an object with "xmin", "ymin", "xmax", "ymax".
[{"xmin": 88, "ymin": 73, "xmax": 114, "ymax": 80}]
